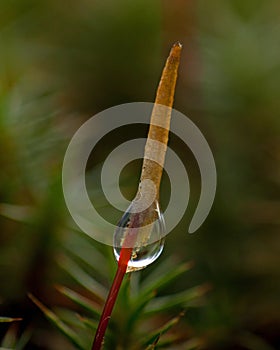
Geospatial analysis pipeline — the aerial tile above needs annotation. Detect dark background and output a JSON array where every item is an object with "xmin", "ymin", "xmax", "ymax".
[{"xmin": 1, "ymin": 0, "xmax": 280, "ymax": 349}]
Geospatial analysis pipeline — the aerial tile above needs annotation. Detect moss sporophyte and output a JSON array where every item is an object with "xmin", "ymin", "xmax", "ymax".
[{"xmin": 92, "ymin": 42, "xmax": 182, "ymax": 350}]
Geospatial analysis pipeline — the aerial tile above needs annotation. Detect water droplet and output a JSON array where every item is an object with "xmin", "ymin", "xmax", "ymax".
[{"xmin": 113, "ymin": 200, "xmax": 165, "ymax": 272}]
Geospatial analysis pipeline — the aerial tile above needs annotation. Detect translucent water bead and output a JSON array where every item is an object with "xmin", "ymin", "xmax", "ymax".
[{"xmin": 113, "ymin": 201, "xmax": 165, "ymax": 272}]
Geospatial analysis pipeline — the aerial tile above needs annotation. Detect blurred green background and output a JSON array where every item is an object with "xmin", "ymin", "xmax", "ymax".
[{"xmin": 1, "ymin": 0, "xmax": 280, "ymax": 349}]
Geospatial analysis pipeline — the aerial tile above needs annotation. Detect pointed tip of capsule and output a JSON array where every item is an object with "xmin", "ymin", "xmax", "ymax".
[
  {"xmin": 169, "ymin": 41, "xmax": 182, "ymax": 60},
  {"xmin": 173, "ymin": 41, "xmax": 182, "ymax": 49}
]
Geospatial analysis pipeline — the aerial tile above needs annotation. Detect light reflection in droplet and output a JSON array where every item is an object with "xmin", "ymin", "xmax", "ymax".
[{"xmin": 113, "ymin": 200, "xmax": 165, "ymax": 272}]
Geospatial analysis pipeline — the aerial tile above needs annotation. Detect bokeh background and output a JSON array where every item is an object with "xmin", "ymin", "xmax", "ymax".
[{"xmin": 1, "ymin": 0, "xmax": 280, "ymax": 349}]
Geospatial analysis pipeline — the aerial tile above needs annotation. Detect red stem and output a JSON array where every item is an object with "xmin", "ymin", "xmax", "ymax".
[
  {"xmin": 92, "ymin": 213, "xmax": 140, "ymax": 349},
  {"xmin": 91, "ymin": 247, "xmax": 132, "ymax": 350}
]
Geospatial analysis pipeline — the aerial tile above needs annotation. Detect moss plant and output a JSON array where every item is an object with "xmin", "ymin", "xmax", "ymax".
[
  {"xmin": 92, "ymin": 42, "xmax": 182, "ymax": 349},
  {"xmin": 0, "ymin": 317, "xmax": 31, "ymax": 350},
  {"xmin": 30, "ymin": 43, "xmax": 208, "ymax": 349},
  {"xmin": 30, "ymin": 231, "xmax": 208, "ymax": 349}
]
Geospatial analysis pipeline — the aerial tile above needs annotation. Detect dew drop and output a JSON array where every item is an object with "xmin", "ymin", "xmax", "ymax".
[{"xmin": 113, "ymin": 200, "xmax": 165, "ymax": 272}]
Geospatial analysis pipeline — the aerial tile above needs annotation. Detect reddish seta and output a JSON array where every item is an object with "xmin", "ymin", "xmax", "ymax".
[{"xmin": 91, "ymin": 247, "xmax": 132, "ymax": 350}]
